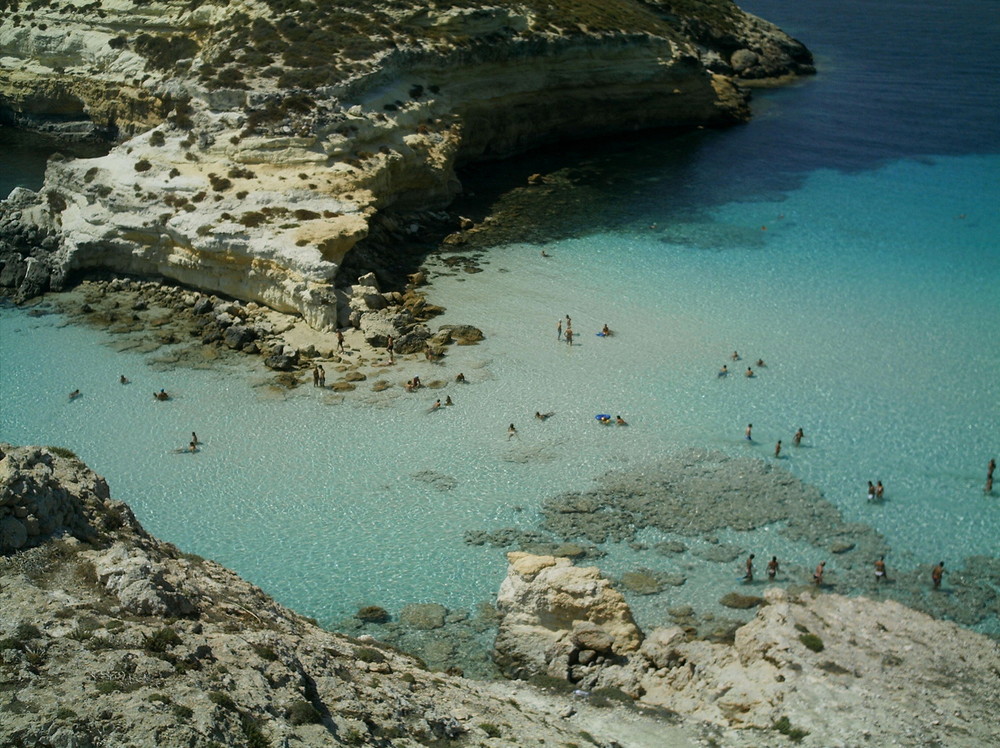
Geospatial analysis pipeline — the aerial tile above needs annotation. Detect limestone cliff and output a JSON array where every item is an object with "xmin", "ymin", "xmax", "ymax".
[
  {"xmin": 0, "ymin": 0, "xmax": 813, "ymax": 329},
  {"xmin": 494, "ymin": 552, "xmax": 1000, "ymax": 747}
]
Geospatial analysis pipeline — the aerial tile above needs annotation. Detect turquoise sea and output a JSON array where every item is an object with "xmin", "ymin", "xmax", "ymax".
[{"xmin": 2, "ymin": 0, "xmax": 999, "ymax": 658}]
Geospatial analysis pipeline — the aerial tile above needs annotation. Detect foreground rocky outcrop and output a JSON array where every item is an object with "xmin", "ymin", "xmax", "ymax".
[
  {"xmin": 0, "ymin": 0, "xmax": 813, "ymax": 328},
  {"xmin": 494, "ymin": 552, "xmax": 1000, "ymax": 747},
  {"xmin": 1, "ymin": 444, "xmax": 721, "ymax": 747},
  {"xmin": 4, "ymin": 444, "xmax": 999, "ymax": 747}
]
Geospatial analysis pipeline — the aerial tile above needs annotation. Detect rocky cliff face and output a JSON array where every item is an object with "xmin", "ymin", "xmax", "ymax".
[
  {"xmin": 0, "ymin": 444, "xmax": 718, "ymax": 747},
  {"xmin": 494, "ymin": 551, "xmax": 1000, "ymax": 747},
  {"xmin": 5, "ymin": 446, "xmax": 998, "ymax": 747},
  {"xmin": 0, "ymin": 0, "xmax": 813, "ymax": 329}
]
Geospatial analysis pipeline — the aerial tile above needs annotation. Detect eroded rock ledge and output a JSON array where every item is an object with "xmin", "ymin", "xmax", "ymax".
[
  {"xmin": 494, "ymin": 552, "xmax": 1000, "ymax": 747},
  {"xmin": 0, "ymin": 0, "xmax": 813, "ymax": 329}
]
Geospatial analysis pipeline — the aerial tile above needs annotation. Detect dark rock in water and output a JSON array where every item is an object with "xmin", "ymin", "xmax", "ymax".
[
  {"xmin": 400, "ymin": 603, "xmax": 447, "ymax": 630},
  {"xmin": 692, "ymin": 544, "xmax": 744, "ymax": 564},
  {"xmin": 830, "ymin": 541, "xmax": 855, "ymax": 554},
  {"xmin": 357, "ymin": 605, "xmax": 391, "ymax": 623},
  {"xmin": 620, "ymin": 571, "xmax": 664, "ymax": 595},
  {"xmin": 223, "ymin": 324, "xmax": 257, "ymax": 350},
  {"xmin": 440, "ymin": 324, "xmax": 484, "ymax": 345},
  {"xmin": 720, "ymin": 592, "xmax": 764, "ymax": 609},
  {"xmin": 654, "ymin": 540, "xmax": 688, "ymax": 555}
]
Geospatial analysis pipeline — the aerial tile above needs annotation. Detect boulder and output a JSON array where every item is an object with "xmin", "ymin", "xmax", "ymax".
[
  {"xmin": 263, "ymin": 345, "xmax": 298, "ymax": 371},
  {"xmin": 394, "ymin": 326, "xmax": 431, "ymax": 354},
  {"xmin": 359, "ymin": 308, "xmax": 416, "ymax": 346},
  {"xmin": 223, "ymin": 325, "xmax": 257, "ymax": 350},
  {"xmin": 438, "ymin": 324, "xmax": 484, "ymax": 345},
  {"xmin": 493, "ymin": 553, "xmax": 642, "ymax": 679}
]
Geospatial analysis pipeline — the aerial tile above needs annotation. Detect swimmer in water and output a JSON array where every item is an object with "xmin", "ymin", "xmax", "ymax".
[
  {"xmin": 793, "ymin": 427, "xmax": 804, "ymax": 447},
  {"xmin": 718, "ymin": 365, "xmax": 728, "ymax": 377},
  {"xmin": 508, "ymin": 424, "xmax": 517, "ymax": 439},
  {"xmin": 767, "ymin": 556, "xmax": 779, "ymax": 581},
  {"xmin": 119, "ymin": 375, "xmax": 129, "ymax": 384},
  {"xmin": 745, "ymin": 367, "xmax": 755, "ymax": 378},
  {"xmin": 602, "ymin": 324, "xmax": 612, "ymax": 336},
  {"xmin": 615, "ymin": 415, "xmax": 628, "ymax": 426},
  {"xmin": 535, "ymin": 411, "xmax": 554, "ymax": 421},
  {"xmin": 69, "ymin": 389, "xmax": 81, "ymax": 400},
  {"xmin": 455, "ymin": 372, "xmax": 466, "ymax": 383},
  {"xmin": 745, "ymin": 423, "xmax": 753, "ymax": 441}
]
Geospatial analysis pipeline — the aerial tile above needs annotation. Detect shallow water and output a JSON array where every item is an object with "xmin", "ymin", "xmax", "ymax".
[{"xmin": 2, "ymin": 0, "xmax": 999, "ymax": 648}]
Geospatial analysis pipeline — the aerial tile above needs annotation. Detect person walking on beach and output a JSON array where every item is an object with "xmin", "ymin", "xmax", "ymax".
[
  {"xmin": 931, "ymin": 561, "xmax": 944, "ymax": 589},
  {"xmin": 767, "ymin": 556, "xmax": 779, "ymax": 581},
  {"xmin": 744, "ymin": 553, "xmax": 755, "ymax": 582},
  {"xmin": 745, "ymin": 423, "xmax": 753, "ymax": 441},
  {"xmin": 874, "ymin": 556, "xmax": 887, "ymax": 583},
  {"xmin": 793, "ymin": 427, "xmax": 804, "ymax": 447},
  {"xmin": 557, "ymin": 320, "xmax": 562, "ymax": 341},
  {"xmin": 813, "ymin": 561, "xmax": 826, "ymax": 586},
  {"xmin": 774, "ymin": 440, "xmax": 782, "ymax": 458},
  {"xmin": 312, "ymin": 365, "xmax": 320, "ymax": 387},
  {"xmin": 336, "ymin": 330, "xmax": 345, "ymax": 354}
]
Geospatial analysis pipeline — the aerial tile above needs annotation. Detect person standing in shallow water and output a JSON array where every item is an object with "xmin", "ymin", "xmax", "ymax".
[
  {"xmin": 557, "ymin": 319, "xmax": 562, "ymax": 341},
  {"xmin": 774, "ymin": 440, "xmax": 782, "ymax": 458},
  {"xmin": 793, "ymin": 427, "xmax": 804, "ymax": 447},
  {"xmin": 767, "ymin": 556, "xmax": 779, "ymax": 581},
  {"xmin": 813, "ymin": 561, "xmax": 826, "ymax": 586},
  {"xmin": 874, "ymin": 556, "xmax": 887, "ymax": 582},
  {"xmin": 745, "ymin": 423, "xmax": 753, "ymax": 441},
  {"xmin": 932, "ymin": 561, "xmax": 944, "ymax": 589},
  {"xmin": 744, "ymin": 553, "xmax": 755, "ymax": 581}
]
